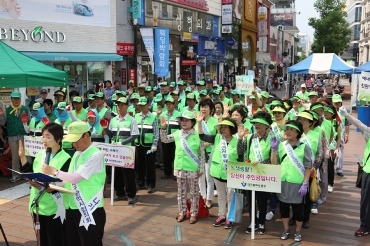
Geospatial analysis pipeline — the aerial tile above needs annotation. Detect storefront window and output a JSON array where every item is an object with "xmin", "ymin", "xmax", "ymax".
[
  {"xmin": 87, "ymin": 62, "xmax": 105, "ymax": 92},
  {"xmin": 54, "ymin": 62, "xmax": 88, "ymax": 96},
  {"xmin": 205, "ymin": 63, "xmax": 217, "ymax": 80}
]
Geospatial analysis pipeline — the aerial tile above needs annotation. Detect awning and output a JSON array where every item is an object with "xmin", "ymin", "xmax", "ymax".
[{"xmin": 21, "ymin": 52, "xmax": 123, "ymax": 62}]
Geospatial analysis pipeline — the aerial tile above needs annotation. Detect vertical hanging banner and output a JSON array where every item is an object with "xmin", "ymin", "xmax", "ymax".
[
  {"xmin": 140, "ymin": 27, "xmax": 154, "ymax": 73},
  {"xmin": 154, "ymin": 28, "xmax": 169, "ymax": 77}
]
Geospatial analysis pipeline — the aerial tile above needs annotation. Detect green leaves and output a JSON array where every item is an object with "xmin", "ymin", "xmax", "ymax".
[{"xmin": 32, "ymin": 26, "xmax": 42, "ymax": 36}]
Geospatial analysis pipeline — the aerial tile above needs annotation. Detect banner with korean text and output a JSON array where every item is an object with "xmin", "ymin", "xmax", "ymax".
[
  {"xmin": 140, "ymin": 27, "xmax": 154, "ymax": 73},
  {"xmin": 227, "ymin": 161, "xmax": 281, "ymax": 193},
  {"xmin": 358, "ymin": 72, "xmax": 370, "ymax": 102},
  {"xmin": 24, "ymin": 136, "xmax": 43, "ymax": 157},
  {"xmin": 92, "ymin": 143, "xmax": 135, "ymax": 169},
  {"xmin": 235, "ymin": 75, "xmax": 254, "ymax": 96},
  {"xmin": 154, "ymin": 28, "xmax": 169, "ymax": 77}
]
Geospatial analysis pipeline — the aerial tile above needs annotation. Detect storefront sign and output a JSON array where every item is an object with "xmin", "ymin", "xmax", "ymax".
[
  {"xmin": 222, "ymin": 5, "xmax": 232, "ymax": 25},
  {"xmin": 129, "ymin": 68, "xmax": 135, "ymax": 81},
  {"xmin": 0, "ymin": 27, "xmax": 66, "ymax": 43},
  {"xmin": 222, "ymin": 25, "xmax": 232, "ymax": 34},
  {"xmin": 270, "ymin": 13, "xmax": 294, "ymax": 27},
  {"xmin": 258, "ymin": 6, "xmax": 267, "ymax": 21},
  {"xmin": 168, "ymin": 0, "xmax": 209, "ymax": 11},
  {"xmin": 227, "ymin": 161, "xmax": 281, "ymax": 193},
  {"xmin": 116, "ymin": 42, "xmax": 135, "ymax": 55},
  {"xmin": 128, "ymin": 0, "xmax": 142, "ymax": 19},
  {"xmin": 222, "ymin": 0, "xmax": 233, "ymax": 3},
  {"xmin": 121, "ymin": 68, "xmax": 127, "ymax": 85},
  {"xmin": 93, "ymin": 143, "xmax": 135, "ymax": 169},
  {"xmin": 235, "ymin": 75, "xmax": 254, "ymax": 96},
  {"xmin": 140, "ymin": 27, "xmax": 154, "ymax": 73},
  {"xmin": 227, "ymin": 38, "xmax": 235, "ymax": 47},
  {"xmin": 182, "ymin": 60, "xmax": 197, "ymax": 66},
  {"xmin": 154, "ymin": 28, "xmax": 169, "ymax": 77}
]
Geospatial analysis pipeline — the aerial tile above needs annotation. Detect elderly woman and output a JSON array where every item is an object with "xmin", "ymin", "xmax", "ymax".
[
  {"xmin": 271, "ymin": 120, "xmax": 312, "ymax": 243},
  {"xmin": 339, "ymin": 106, "xmax": 370, "ymax": 237}
]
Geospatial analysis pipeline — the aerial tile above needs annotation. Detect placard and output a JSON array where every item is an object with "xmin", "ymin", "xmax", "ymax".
[
  {"xmin": 358, "ymin": 72, "xmax": 370, "ymax": 102},
  {"xmin": 235, "ymin": 75, "xmax": 254, "ymax": 95},
  {"xmin": 227, "ymin": 161, "xmax": 281, "ymax": 193},
  {"xmin": 92, "ymin": 143, "xmax": 135, "ymax": 169},
  {"xmin": 24, "ymin": 136, "xmax": 43, "ymax": 157}
]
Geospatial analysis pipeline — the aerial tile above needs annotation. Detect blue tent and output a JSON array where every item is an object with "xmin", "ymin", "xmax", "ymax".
[
  {"xmin": 288, "ymin": 53, "xmax": 355, "ymax": 74},
  {"xmin": 355, "ymin": 61, "xmax": 370, "ymax": 73}
]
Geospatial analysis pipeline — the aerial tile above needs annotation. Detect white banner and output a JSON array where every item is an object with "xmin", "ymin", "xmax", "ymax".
[
  {"xmin": 358, "ymin": 72, "xmax": 370, "ymax": 102},
  {"xmin": 221, "ymin": 5, "xmax": 232, "ymax": 24},
  {"xmin": 92, "ymin": 143, "xmax": 135, "ymax": 169},
  {"xmin": 0, "ymin": 0, "xmax": 110, "ymax": 27},
  {"xmin": 140, "ymin": 27, "xmax": 154, "ymax": 74},
  {"xmin": 24, "ymin": 136, "xmax": 43, "ymax": 157}
]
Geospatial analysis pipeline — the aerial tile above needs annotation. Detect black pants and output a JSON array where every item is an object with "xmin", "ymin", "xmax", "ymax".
[
  {"xmin": 361, "ymin": 172, "xmax": 370, "ymax": 231},
  {"xmin": 32, "ymin": 213, "xmax": 67, "ymax": 246},
  {"xmin": 247, "ymin": 190, "xmax": 270, "ymax": 225},
  {"xmin": 280, "ymin": 201, "xmax": 304, "ymax": 222},
  {"xmin": 114, "ymin": 166, "xmax": 137, "ymax": 198},
  {"xmin": 65, "ymin": 208, "xmax": 106, "ymax": 246},
  {"xmin": 291, "ymin": 178, "xmax": 313, "ymax": 223},
  {"xmin": 136, "ymin": 145, "xmax": 156, "ymax": 188},
  {"xmin": 162, "ymin": 142, "xmax": 175, "ymax": 176},
  {"xmin": 328, "ymin": 157, "xmax": 335, "ymax": 186}
]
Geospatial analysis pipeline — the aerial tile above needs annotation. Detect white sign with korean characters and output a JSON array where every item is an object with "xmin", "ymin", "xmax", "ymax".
[
  {"xmin": 222, "ymin": 5, "xmax": 232, "ymax": 24},
  {"xmin": 92, "ymin": 142, "xmax": 135, "ymax": 169},
  {"xmin": 24, "ymin": 136, "xmax": 43, "ymax": 157}
]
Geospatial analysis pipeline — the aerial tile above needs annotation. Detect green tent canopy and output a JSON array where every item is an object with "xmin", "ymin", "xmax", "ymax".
[{"xmin": 0, "ymin": 41, "xmax": 68, "ymax": 88}]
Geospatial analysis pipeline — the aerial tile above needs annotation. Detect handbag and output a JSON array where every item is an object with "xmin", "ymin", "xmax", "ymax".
[
  {"xmin": 227, "ymin": 191, "xmax": 244, "ymax": 223},
  {"xmin": 186, "ymin": 195, "xmax": 209, "ymax": 218},
  {"xmin": 356, "ymin": 153, "xmax": 370, "ymax": 189},
  {"xmin": 309, "ymin": 168, "xmax": 321, "ymax": 202}
]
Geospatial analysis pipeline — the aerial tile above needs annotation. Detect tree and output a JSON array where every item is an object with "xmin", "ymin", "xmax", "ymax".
[
  {"xmin": 308, "ymin": 0, "xmax": 351, "ymax": 54},
  {"xmin": 297, "ymin": 53, "xmax": 307, "ymax": 63}
]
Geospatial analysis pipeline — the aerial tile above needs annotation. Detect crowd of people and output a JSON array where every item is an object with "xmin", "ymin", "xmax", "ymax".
[{"xmin": 0, "ymin": 75, "xmax": 369, "ymax": 245}]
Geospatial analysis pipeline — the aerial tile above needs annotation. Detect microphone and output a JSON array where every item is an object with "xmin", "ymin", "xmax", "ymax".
[{"xmin": 44, "ymin": 147, "xmax": 52, "ymax": 165}]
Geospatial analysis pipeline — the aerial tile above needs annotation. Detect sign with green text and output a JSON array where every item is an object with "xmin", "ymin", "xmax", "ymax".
[{"xmin": 227, "ymin": 161, "xmax": 281, "ymax": 193}]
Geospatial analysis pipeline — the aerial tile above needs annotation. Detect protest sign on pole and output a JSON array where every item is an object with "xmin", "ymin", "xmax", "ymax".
[
  {"xmin": 235, "ymin": 75, "xmax": 254, "ymax": 96},
  {"xmin": 92, "ymin": 142, "xmax": 135, "ymax": 169}
]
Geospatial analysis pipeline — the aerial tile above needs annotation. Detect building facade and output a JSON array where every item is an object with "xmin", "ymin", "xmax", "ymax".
[
  {"xmin": 0, "ymin": 0, "xmax": 121, "ymax": 96},
  {"xmin": 343, "ymin": 0, "xmax": 361, "ymax": 66},
  {"xmin": 359, "ymin": 0, "xmax": 370, "ymax": 64}
]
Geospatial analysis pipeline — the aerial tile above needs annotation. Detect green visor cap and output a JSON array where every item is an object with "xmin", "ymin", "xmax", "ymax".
[
  {"xmin": 250, "ymin": 118, "xmax": 270, "ymax": 126},
  {"xmin": 115, "ymin": 90, "xmax": 127, "ymax": 97},
  {"xmin": 88, "ymin": 94, "xmax": 96, "ymax": 100},
  {"xmin": 311, "ymin": 111, "xmax": 319, "ymax": 121},
  {"xmin": 95, "ymin": 92, "xmax": 104, "ymax": 98},
  {"xmin": 170, "ymin": 82, "xmax": 176, "ymax": 87},
  {"xmin": 186, "ymin": 93, "xmax": 196, "ymax": 100},
  {"xmin": 111, "ymin": 94, "xmax": 118, "ymax": 101},
  {"xmin": 270, "ymin": 100, "xmax": 283, "ymax": 106},
  {"xmin": 231, "ymin": 89, "xmax": 240, "ymax": 96},
  {"xmin": 324, "ymin": 106, "xmax": 335, "ymax": 114},
  {"xmin": 297, "ymin": 111, "xmax": 313, "ymax": 121},
  {"xmin": 290, "ymin": 96, "xmax": 300, "ymax": 102},
  {"xmin": 72, "ymin": 96, "xmax": 82, "ymax": 103},
  {"xmin": 249, "ymin": 93, "xmax": 261, "ymax": 99},
  {"xmin": 280, "ymin": 123, "xmax": 302, "ymax": 133},
  {"xmin": 137, "ymin": 97, "xmax": 149, "ymax": 105},
  {"xmin": 309, "ymin": 91, "xmax": 318, "ymax": 97},
  {"xmin": 57, "ymin": 102, "xmax": 67, "ymax": 110},
  {"xmin": 10, "ymin": 91, "xmax": 21, "ymax": 98},
  {"xmin": 185, "ymin": 87, "xmax": 192, "ymax": 93},
  {"xmin": 212, "ymin": 89, "xmax": 221, "ymax": 95},
  {"xmin": 215, "ymin": 120, "xmax": 236, "ymax": 130},
  {"xmin": 165, "ymin": 97, "xmax": 175, "ymax": 103},
  {"xmin": 130, "ymin": 93, "xmax": 140, "ymax": 100},
  {"xmin": 171, "ymin": 90, "xmax": 179, "ymax": 95},
  {"xmin": 332, "ymin": 94, "xmax": 343, "ymax": 103},
  {"xmin": 311, "ymin": 104, "xmax": 324, "ymax": 111}
]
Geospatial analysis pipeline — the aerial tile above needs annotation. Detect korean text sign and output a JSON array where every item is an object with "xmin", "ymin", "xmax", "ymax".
[
  {"xmin": 154, "ymin": 28, "xmax": 169, "ymax": 77},
  {"xmin": 227, "ymin": 161, "xmax": 281, "ymax": 193},
  {"xmin": 358, "ymin": 72, "xmax": 370, "ymax": 102},
  {"xmin": 92, "ymin": 143, "xmax": 135, "ymax": 169},
  {"xmin": 235, "ymin": 75, "xmax": 254, "ymax": 96},
  {"xmin": 24, "ymin": 136, "xmax": 43, "ymax": 157}
]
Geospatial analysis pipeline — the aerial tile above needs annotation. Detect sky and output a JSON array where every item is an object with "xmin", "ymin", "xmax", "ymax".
[{"xmin": 295, "ymin": 1, "xmax": 320, "ymax": 41}]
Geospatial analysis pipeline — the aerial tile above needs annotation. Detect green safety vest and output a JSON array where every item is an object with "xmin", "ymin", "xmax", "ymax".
[
  {"xmin": 160, "ymin": 110, "xmax": 181, "ymax": 134},
  {"xmin": 55, "ymin": 118, "xmax": 73, "ymax": 149},
  {"xmin": 195, "ymin": 116, "xmax": 218, "ymax": 153},
  {"xmin": 5, "ymin": 106, "xmax": 28, "ymax": 137},
  {"xmin": 304, "ymin": 130, "xmax": 320, "ymax": 156},
  {"xmin": 243, "ymin": 119, "xmax": 254, "ymax": 133},
  {"xmin": 73, "ymin": 108, "xmax": 88, "ymax": 121},
  {"xmin": 320, "ymin": 119, "xmax": 332, "ymax": 144},
  {"xmin": 362, "ymin": 138, "xmax": 370, "ymax": 174},
  {"xmin": 210, "ymin": 134, "xmax": 238, "ymax": 180},
  {"xmin": 97, "ymin": 107, "xmax": 109, "ymax": 119},
  {"xmin": 278, "ymin": 142, "xmax": 306, "ymax": 184},
  {"xmin": 110, "ymin": 115, "xmax": 134, "ymax": 145},
  {"xmin": 135, "ymin": 112, "xmax": 157, "ymax": 147},
  {"xmin": 29, "ymin": 149, "xmax": 70, "ymax": 215},
  {"xmin": 29, "ymin": 118, "xmax": 45, "ymax": 137},
  {"xmin": 246, "ymin": 134, "xmax": 272, "ymax": 162},
  {"xmin": 64, "ymin": 146, "xmax": 105, "ymax": 209},
  {"xmin": 173, "ymin": 131, "xmax": 201, "ymax": 172}
]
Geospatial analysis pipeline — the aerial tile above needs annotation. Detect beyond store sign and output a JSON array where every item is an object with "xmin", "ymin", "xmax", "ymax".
[{"xmin": 0, "ymin": 26, "xmax": 66, "ymax": 43}]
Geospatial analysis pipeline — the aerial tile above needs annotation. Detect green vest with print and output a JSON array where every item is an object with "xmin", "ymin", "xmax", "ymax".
[
  {"xmin": 173, "ymin": 131, "xmax": 201, "ymax": 172},
  {"xmin": 246, "ymin": 134, "xmax": 272, "ymax": 162},
  {"xmin": 160, "ymin": 110, "xmax": 181, "ymax": 134},
  {"xmin": 278, "ymin": 142, "xmax": 306, "ymax": 184},
  {"xmin": 110, "ymin": 115, "xmax": 134, "ymax": 145},
  {"xmin": 135, "ymin": 112, "xmax": 157, "ymax": 147},
  {"xmin": 363, "ymin": 138, "xmax": 370, "ymax": 174},
  {"xmin": 6, "ymin": 106, "xmax": 28, "ymax": 137},
  {"xmin": 195, "ymin": 117, "xmax": 218, "ymax": 153},
  {"xmin": 29, "ymin": 118, "xmax": 45, "ymax": 137},
  {"xmin": 210, "ymin": 134, "xmax": 238, "ymax": 180},
  {"xmin": 29, "ymin": 149, "xmax": 70, "ymax": 215},
  {"xmin": 64, "ymin": 146, "xmax": 105, "ymax": 209},
  {"xmin": 73, "ymin": 108, "xmax": 88, "ymax": 121}
]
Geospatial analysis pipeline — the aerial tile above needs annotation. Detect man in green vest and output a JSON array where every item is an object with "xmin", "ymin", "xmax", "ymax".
[
  {"xmin": 86, "ymin": 94, "xmax": 97, "ymax": 111},
  {"xmin": 135, "ymin": 97, "xmax": 159, "ymax": 193},
  {"xmin": 42, "ymin": 121, "xmax": 106, "ymax": 245},
  {"xmin": 72, "ymin": 96, "xmax": 88, "ymax": 121},
  {"xmin": 0, "ymin": 92, "xmax": 30, "ymax": 182},
  {"xmin": 105, "ymin": 97, "xmax": 140, "ymax": 204},
  {"xmin": 53, "ymin": 90, "xmax": 66, "ymax": 111},
  {"xmin": 95, "ymin": 92, "xmax": 112, "ymax": 120}
]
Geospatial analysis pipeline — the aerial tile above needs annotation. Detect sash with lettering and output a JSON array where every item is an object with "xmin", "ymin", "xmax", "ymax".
[
  {"xmin": 201, "ymin": 120, "xmax": 210, "ymax": 135},
  {"xmin": 300, "ymin": 134, "xmax": 315, "ymax": 165},
  {"xmin": 283, "ymin": 141, "xmax": 305, "ymax": 177},
  {"xmin": 220, "ymin": 136, "xmax": 229, "ymax": 172},
  {"xmin": 271, "ymin": 123, "xmax": 283, "ymax": 142},
  {"xmin": 252, "ymin": 136, "xmax": 264, "ymax": 163},
  {"xmin": 180, "ymin": 130, "xmax": 199, "ymax": 168},
  {"xmin": 286, "ymin": 108, "xmax": 298, "ymax": 119},
  {"xmin": 72, "ymin": 156, "xmax": 104, "ymax": 230}
]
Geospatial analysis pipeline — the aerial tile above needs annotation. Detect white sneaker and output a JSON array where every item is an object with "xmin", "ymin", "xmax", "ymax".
[
  {"xmin": 265, "ymin": 211, "xmax": 274, "ymax": 221},
  {"xmin": 214, "ymin": 190, "xmax": 218, "ymax": 197},
  {"xmin": 328, "ymin": 185, "xmax": 333, "ymax": 193},
  {"xmin": 311, "ymin": 208, "xmax": 318, "ymax": 215}
]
